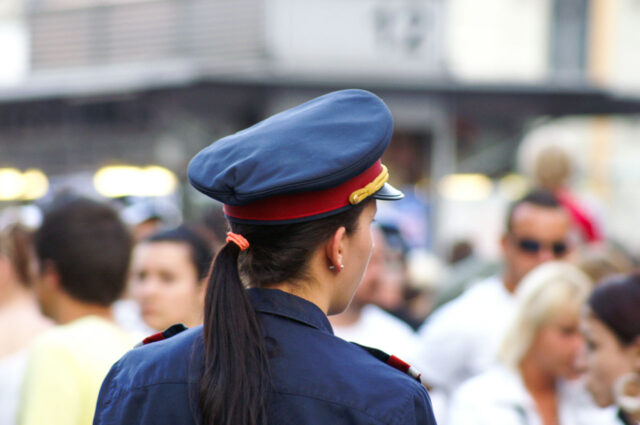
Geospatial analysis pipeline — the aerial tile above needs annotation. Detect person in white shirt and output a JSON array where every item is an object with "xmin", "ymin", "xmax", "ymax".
[
  {"xmin": 330, "ymin": 225, "xmax": 419, "ymax": 365},
  {"xmin": 448, "ymin": 261, "xmax": 617, "ymax": 425},
  {"xmin": 416, "ymin": 190, "xmax": 574, "ymax": 416}
]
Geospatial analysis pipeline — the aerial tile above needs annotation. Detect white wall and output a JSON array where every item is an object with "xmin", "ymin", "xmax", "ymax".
[
  {"xmin": 265, "ymin": 0, "xmax": 555, "ymax": 83},
  {"xmin": 446, "ymin": 0, "xmax": 552, "ymax": 82},
  {"xmin": 0, "ymin": 0, "xmax": 28, "ymax": 86},
  {"xmin": 264, "ymin": 0, "xmax": 445, "ymax": 78},
  {"xmin": 609, "ymin": 0, "xmax": 640, "ymax": 93}
]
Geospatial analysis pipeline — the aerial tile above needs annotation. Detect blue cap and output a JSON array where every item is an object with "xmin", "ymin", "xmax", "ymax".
[{"xmin": 188, "ymin": 89, "xmax": 404, "ymax": 224}]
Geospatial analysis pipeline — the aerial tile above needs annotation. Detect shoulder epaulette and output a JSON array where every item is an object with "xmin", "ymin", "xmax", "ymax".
[
  {"xmin": 352, "ymin": 342, "xmax": 423, "ymax": 385},
  {"xmin": 135, "ymin": 323, "xmax": 188, "ymax": 348}
]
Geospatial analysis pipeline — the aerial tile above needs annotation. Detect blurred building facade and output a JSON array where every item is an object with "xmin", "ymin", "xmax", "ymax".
[{"xmin": 1, "ymin": 0, "xmax": 640, "ymax": 254}]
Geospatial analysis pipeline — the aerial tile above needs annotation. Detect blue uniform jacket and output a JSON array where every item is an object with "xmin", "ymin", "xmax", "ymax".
[{"xmin": 94, "ymin": 288, "xmax": 436, "ymax": 425}]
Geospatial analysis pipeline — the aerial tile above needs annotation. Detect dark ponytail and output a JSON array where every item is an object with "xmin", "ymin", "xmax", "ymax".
[
  {"xmin": 199, "ymin": 199, "xmax": 372, "ymax": 425},
  {"xmin": 199, "ymin": 242, "xmax": 271, "ymax": 425}
]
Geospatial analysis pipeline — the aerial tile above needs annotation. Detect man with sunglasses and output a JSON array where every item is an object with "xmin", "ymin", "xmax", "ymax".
[
  {"xmin": 501, "ymin": 191, "xmax": 572, "ymax": 293},
  {"xmin": 415, "ymin": 190, "xmax": 572, "ymax": 420}
]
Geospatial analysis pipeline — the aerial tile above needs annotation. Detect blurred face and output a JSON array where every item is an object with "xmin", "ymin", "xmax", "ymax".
[
  {"xmin": 529, "ymin": 306, "xmax": 584, "ymax": 380},
  {"xmin": 579, "ymin": 311, "xmax": 637, "ymax": 407},
  {"xmin": 372, "ymin": 252, "xmax": 405, "ymax": 311},
  {"xmin": 351, "ymin": 226, "xmax": 386, "ymax": 308},
  {"xmin": 330, "ymin": 201, "xmax": 377, "ymax": 314},
  {"xmin": 130, "ymin": 241, "xmax": 205, "ymax": 331},
  {"xmin": 502, "ymin": 204, "xmax": 571, "ymax": 290}
]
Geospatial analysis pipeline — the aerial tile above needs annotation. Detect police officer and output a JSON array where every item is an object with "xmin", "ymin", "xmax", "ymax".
[{"xmin": 93, "ymin": 89, "xmax": 437, "ymax": 425}]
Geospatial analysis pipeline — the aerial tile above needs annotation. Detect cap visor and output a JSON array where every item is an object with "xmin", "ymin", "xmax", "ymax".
[{"xmin": 372, "ymin": 182, "xmax": 404, "ymax": 201}]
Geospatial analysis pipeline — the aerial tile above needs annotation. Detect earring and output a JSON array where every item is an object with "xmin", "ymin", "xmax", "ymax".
[
  {"xmin": 328, "ymin": 264, "xmax": 345, "ymax": 271},
  {"xmin": 614, "ymin": 373, "xmax": 640, "ymax": 415}
]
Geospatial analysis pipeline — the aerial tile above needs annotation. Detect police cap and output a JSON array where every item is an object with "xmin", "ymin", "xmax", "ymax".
[{"xmin": 188, "ymin": 89, "xmax": 404, "ymax": 224}]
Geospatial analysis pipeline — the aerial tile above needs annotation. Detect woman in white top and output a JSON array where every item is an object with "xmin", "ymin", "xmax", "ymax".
[
  {"xmin": 448, "ymin": 261, "xmax": 616, "ymax": 425},
  {"xmin": 0, "ymin": 224, "xmax": 52, "ymax": 425}
]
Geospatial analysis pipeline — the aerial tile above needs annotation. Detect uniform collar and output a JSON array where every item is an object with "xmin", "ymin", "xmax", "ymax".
[{"xmin": 248, "ymin": 287, "xmax": 334, "ymax": 334}]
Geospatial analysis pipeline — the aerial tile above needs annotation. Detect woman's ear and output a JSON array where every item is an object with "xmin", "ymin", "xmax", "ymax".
[{"xmin": 325, "ymin": 226, "xmax": 346, "ymax": 272}]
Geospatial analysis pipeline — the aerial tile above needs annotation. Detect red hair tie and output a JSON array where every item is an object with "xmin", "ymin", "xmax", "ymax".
[{"xmin": 226, "ymin": 232, "xmax": 250, "ymax": 251}]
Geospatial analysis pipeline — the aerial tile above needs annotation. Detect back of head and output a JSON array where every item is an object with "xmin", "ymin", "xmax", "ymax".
[
  {"xmin": 517, "ymin": 125, "xmax": 578, "ymax": 190},
  {"xmin": 588, "ymin": 273, "xmax": 640, "ymax": 345},
  {"xmin": 575, "ymin": 243, "xmax": 634, "ymax": 284},
  {"xmin": 534, "ymin": 145, "xmax": 571, "ymax": 190},
  {"xmin": 500, "ymin": 261, "xmax": 592, "ymax": 368},
  {"xmin": 233, "ymin": 204, "xmax": 368, "ymax": 289},
  {"xmin": 35, "ymin": 197, "xmax": 132, "ymax": 306}
]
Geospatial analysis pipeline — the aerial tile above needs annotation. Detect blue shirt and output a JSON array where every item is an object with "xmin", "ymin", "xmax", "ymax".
[{"xmin": 93, "ymin": 288, "xmax": 436, "ymax": 425}]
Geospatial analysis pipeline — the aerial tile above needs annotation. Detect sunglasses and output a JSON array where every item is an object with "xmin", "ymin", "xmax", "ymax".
[{"xmin": 514, "ymin": 237, "xmax": 568, "ymax": 257}]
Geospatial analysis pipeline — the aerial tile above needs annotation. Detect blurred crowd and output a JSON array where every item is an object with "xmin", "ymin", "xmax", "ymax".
[{"xmin": 1, "ymin": 146, "xmax": 640, "ymax": 425}]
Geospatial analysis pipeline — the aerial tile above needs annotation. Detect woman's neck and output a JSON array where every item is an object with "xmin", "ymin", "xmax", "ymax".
[
  {"xmin": 520, "ymin": 355, "xmax": 556, "ymax": 392},
  {"xmin": 54, "ymin": 294, "xmax": 113, "ymax": 325},
  {"xmin": 520, "ymin": 356, "xmax": 559, "ymax": 425},
  {"xmin": 269, "ymin": 278, "xmax": 331, "ymax": 315}
]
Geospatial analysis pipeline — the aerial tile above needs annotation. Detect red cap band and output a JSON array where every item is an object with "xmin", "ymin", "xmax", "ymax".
[{"xmin": 223, "ymin": 160, "xmax": 383, "ymax": 222}]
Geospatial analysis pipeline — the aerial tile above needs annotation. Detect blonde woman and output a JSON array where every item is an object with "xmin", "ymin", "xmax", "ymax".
[{"xmin": 448, "ymin": 261, "xmax": 616, "ymax": 425}]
